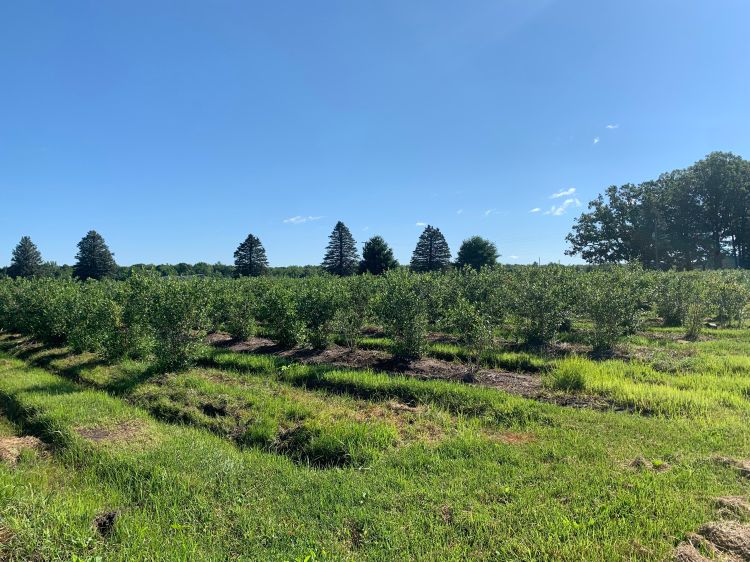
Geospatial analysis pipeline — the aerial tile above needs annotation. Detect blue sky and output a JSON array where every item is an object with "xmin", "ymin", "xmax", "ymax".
[{"xmin": 2, "ymin": 1, "xmax": 749, "ymax": 267}]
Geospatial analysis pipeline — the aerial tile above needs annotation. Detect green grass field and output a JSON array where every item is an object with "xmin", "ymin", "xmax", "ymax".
[{"xmin": 1, "ymin": 327, "xmax": 750, "ymax": 560}]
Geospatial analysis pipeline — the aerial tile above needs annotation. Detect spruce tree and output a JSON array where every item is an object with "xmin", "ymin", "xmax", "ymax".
[
  {"xmin": 234, "ymin": 233, "xmax": 268, "ymax": 276},
  {"xmin": 322, "ymin": 221, "xmax": 359, "ymax": 276},
  {"xmin": 8, "ymin": 236, "xmax": 43, "ymax": 278},
  {"xmin": 456, "ymin": 236, "xmax": 499, "ymax": 270},
  {"xmin": 410, "ymin": 225, "xmax": 451, "ymax": 272},
  {"xmin": 360, "ymin": 235, "xmax": 398, "ymax": 274},
  {"xmin": 73, "ymin": 231, "xmax": 117, "ymax": 280}
]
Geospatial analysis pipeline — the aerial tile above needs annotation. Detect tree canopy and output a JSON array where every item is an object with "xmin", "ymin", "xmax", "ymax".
[
  {"xmin": 8, "ymin": 236, "xmax": 43, "ymax": 279},
  {"xmin": 456, "ymin": 236, "xmax": 498, "ymax": 270},
  {"xmin": 567, "ymin": 152, "xmax": 750, "ymax": 269},
  {"xmin": 73, "ymin": 231, "xmax": 117, "ymax": 280},
  {"xmin": 360, "ymin": 236, "xmax": 398, "ymax": 274},
  {"xmin": 322, "ymin": 221, "xmax": 359, "ymax": 276},
  {"xmin": 234, "ymin": 233, "xmax": 268, "ymax": 276},
  {"xmin": 410, "ymin": 225, "xmax": 451, "ymax": 272}
]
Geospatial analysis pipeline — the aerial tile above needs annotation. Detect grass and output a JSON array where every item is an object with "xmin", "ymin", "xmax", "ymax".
[{"xmin": 1, "ymin": 327, "xmax": 750, "ymax": 559}]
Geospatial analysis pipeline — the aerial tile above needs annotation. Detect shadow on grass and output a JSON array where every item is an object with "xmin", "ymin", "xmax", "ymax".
[{"xmin": 0, "ymin": 333, "xmax": 160, "ymax": 396}]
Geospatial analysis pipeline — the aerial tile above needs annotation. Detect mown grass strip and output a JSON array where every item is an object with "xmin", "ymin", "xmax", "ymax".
[{"xmin": 210, "ymin": 350, "xmax": 547, "ymax": 427}]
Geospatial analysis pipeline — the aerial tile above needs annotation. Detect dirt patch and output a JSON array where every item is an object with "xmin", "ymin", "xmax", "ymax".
[
  {"xmin": 673, "ymin": 541, "xmax": 713, "ymax": 562},
  {"xmin": 93, "ymin": 510, "xmax": 118, "ymax": 537},
  {"xmin": 496, "ymin": 432, "xmax": 535, "ymax": 445},
  {"xmin": 386, "ymin": 401, "xmax": 423, "ymax": 414},
  {"xmin": 0, "ymin": 436, "xmax": 44, "ymax": 465},
  {"xmin": 426, "ymin": 333, "xmax": 460, "ymax": 345},
  {"xmin": 200, "ymin": 403, "xmax": 227, "ymax": 418},
  {"xmin": 699, "ymin": 521, "xmax": 750, "ymax": 559},
  {"xmin": 76, "ymin": 421, "xmax": 145, "ymax": 444},
  {"xmin": 715, "ymin": 457, "xmax": 750, "ymax": 479},
  {"xmin": 0, "ymin": 525, "xmax": 14, "ymax": 544},
  {"xmin": 717, "ymin": 497, "xmax": 750, "ymax": 518},
  {"xmin": 347, "ymin": 520, "xmax": 365, "ymax": 549},
  {"xmin": 440, "ymin": 504, "xmax": 454, "ymax": 523}
]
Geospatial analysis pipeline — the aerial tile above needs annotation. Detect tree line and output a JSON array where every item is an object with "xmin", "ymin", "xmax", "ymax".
[
  {"xmin": 2, "ymin": 224, "xmax": 500, "ymax": 280},
  {"xmin": 567, "ymin": 152, "xmax": 750, "ymax": 270}
]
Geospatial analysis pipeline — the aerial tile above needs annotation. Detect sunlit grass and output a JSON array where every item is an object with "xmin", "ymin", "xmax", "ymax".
[{"xmin": 547, "ymin": 355, "xmax": 750, "ymax": 417}]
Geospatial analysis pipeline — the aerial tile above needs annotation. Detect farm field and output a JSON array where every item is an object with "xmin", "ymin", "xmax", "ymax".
[{"xmin": 0, "ymin": 269, "xmax": 750, "ymax": 560}]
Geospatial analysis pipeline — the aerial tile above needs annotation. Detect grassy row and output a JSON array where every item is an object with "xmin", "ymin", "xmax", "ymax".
[
  {"xmin": 546, "ymin": 356, "xmax": 750, "ymax": 417},
  {"xmin": 209, "ymin": 350, "xmax": 546, "ymax": 427}
]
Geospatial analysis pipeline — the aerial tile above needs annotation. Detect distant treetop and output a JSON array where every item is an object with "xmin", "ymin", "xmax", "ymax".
[
  {"xmin": 411, "ymin": 225, "xmax": 451, "ymax": 272},
  {"xmin": 73, "ymin": 230, "xmax": 117, "ymax": 280},
  {"xmin": 456, "ymin": 236, "xmax": 499, "ymax": 270},
  {"xmin": 8, "ymin": 236, "xmax": 43, "ymax": 279},
  {"xmin": 234, "ymin": 233, "xmax": 268, "ymax": 276},
  {"xmin": 322, "ymin": 221, "xmax": 359, "ymax": 276},
  {"xmin": 360, "ymin": 235, "xmax": 398, "ymax": 275}
]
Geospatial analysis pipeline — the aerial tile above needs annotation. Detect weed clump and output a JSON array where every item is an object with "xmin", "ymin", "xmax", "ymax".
[{"xmin": 546, "ymin": 357, "xmax": 587, "ymax": 392}]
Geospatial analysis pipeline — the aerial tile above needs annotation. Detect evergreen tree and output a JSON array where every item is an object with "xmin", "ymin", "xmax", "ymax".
[
  {"xmin": 456, "ymin": 236, "xmax": 499, "ymax": 270},
  {"xmin": 234, "ymin": 233, "xmax": 268, "ymax": 276},
  {"xmin": 410, "ymin": 225, "xmax": 451, "ymax": 272},
  {"xmin": 360, "ymin": 235, "xmax": 399, "ymax": 274},
  {"xmin": 8, "ymin": 236, "xmax": 43, "ymax": 278},
  {"xmin": 322, "ymin": 221, "xmax": 359, "ymax": 276},
  {"xmin": 73, "ymin": 231, "xmax": 117, "ymax": 280}
]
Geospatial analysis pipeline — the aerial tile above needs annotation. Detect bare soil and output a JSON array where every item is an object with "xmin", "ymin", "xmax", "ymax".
[
  {"xmin": 0, "ymin": 436, "xmax": 44, "ymax": 465},
  {"xmin": 699, "ymin": 521, "xmax": 750, "ymax": 560},
  {"xmin": 673, "ymin": 541, "xmax": 713, "ymax": 562},
  {"xmin": 716, "ymin": 457, "xmax": 750, "ymax": 479},
  {"xmin": 93, "ymin": 510, "xmax": 119, "ymax": 537},
  {"xmin": 76, "ymin": 421, "xmax": 144, "ymax": 444},
  {"xmin": 717, "ymin": 497, "xmax": 750, "ymax": 518},
  {"xmin": 674, "ymin": 499, "xmax": 750, "ymax": 562}
]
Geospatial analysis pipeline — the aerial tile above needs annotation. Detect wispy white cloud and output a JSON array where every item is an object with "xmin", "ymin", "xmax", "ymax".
[
  {"xmin": 362, "ymin": 226, "xmax": 369, "ymax": 231},
  {"xmin": 593, "ymin": 137, "xmax": 600, "ymax": 144},
  {"xmin": 483, "ymin": 208, "xmax": 497, "ymax": 217},
  {"xmin": 509, "ymin": 255, "xmax": 520, "ymax": 260},
  {"xmin": 283, "ymin": 215, "xmax": 323, "ymax": 224},
  {"xmin": 416, "ymin": 221, "xmax": 427, "ymax": 227},
  {"xmin": 529, "ymin": 207, "xmax": 541, "ymax": 213},
  {"xmin": 605, "ymin": 124, "xmax": 619, "ymax": 129},
  {"xmin": 544, "ymin": 198, "xmax": 581, "ymax": 216},
  {"xmin": 457, "ymin": 209, "xmax": 464, "ymax": 215},
  {"xmin": 551, "ymin": 187, "xmax": 576, "ymax": 199}
]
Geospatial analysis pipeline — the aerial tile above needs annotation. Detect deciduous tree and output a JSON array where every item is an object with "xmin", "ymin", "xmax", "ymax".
[{"xmin": 456, "ymin": 236, "xmax": 498, "ymax": 270}]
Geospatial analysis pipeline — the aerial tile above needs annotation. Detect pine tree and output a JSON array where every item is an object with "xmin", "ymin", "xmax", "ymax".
[
  {"xmin": 410, "ymin": 225, "xmax": 451, "ymax": 272},
  {"xmin": 73, "ymin": 231, "xmax": 117, "ymax": 280},
  {"xmin": 8, "ymin": 236, "xmax": 43, "ymax": 278},
  {"xmin": 234, "ymin": 233, "xmax": 268, "ymax": 276},
  {"xmin": 322, "ymin": 221, "xmax": 359, "ymax": 276},
  {"xmin": 360, "ymin": 235, "xmax": 398, "ymax": 274},
  {"xmin": 456, "ymin": 236, "xmax": 499, "ymax": 270}
]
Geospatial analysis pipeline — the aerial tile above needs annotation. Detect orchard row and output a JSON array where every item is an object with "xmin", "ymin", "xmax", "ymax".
[{"xmin": 1, "ymin": 266, "xmax": 748, "ymax": 371}]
